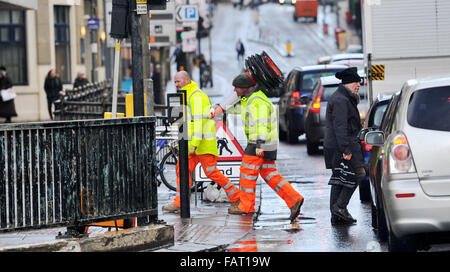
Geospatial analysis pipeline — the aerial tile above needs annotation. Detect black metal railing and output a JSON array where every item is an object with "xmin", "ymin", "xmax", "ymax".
[
  {"xmin": 54, "ymin": 81, "xmax": 127, "ymax": 120},
  {"xmin": 0, "ymin": 117, "xmax": 157, "ymax": 232}
]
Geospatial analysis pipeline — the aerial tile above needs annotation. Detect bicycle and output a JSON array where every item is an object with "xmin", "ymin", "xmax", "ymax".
[{"xmin": 155, "ymin": 118, "xmax": 207, "ymax": 193}]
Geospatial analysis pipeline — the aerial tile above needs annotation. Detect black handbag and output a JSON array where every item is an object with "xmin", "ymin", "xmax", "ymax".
[{"xmin": 328, "ymin": 156, "xmax": 357, "ymax": 188}]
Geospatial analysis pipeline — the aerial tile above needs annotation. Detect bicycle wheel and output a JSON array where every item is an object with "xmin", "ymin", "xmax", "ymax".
[{"xmin": 160, "ymin": 151, "xmax": 178, "ymax": 191}]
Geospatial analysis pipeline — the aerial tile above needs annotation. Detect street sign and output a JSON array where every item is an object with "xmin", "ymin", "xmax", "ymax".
[
  {"xmin": 175, "ymin": 5, "xmax": 198, "ymax": 22},
  {"xmin": 136, "ymin": 4, "xmax": 147, "ymax": 14},
  {"xmin": 194, "ymin": 121, "xmax": 245, "ymax": 182},
  {"xmin": 87, "ymin": 18, "xmax": 100, "ymax": 30},
  {"xmin": 215, "ymin": 120, "xmax": 244, "ymax": 161},
  {"xmin": 181, "ymin": 30, "xmax": 197, "ymax": 52},
  {"xmin": 195, "ymin": 161, "xmax": 241, "ymax": 182},
  {"xmin": 370, "ymin": 64, "xmax": 385, "ymax": 80}
]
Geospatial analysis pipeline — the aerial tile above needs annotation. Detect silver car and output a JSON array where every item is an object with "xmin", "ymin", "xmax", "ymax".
[{"xmin": 365, "ymin": 76, "xmax": 450, "ymax": 252}]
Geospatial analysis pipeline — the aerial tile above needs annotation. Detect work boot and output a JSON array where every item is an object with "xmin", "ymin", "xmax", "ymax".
[
  {"xmin": 331, "ymin": 204, "xmax": 355, "ymax": 224},
  {"xmin": 162, "ymin": 204, "xmax": 180, "ymax": 214},
  {"xmin": 289, "ymin": 198, "xmax": 304, "ymax": 223},
  {"xmin": 228, "ymin": 201, "xmax": 244, "ymax": 215}
]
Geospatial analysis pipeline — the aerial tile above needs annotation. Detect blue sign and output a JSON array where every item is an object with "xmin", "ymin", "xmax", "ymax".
[
  {"xmin": 87, "ymin": 18, "xmax": 100, "ymax": 30},
  {"xmin": 184, "ymin": 7, "xmax": 197, "ymax": 19},
  {"xmin": 176, "ymin": 5, "xmax": 198, "ymax": 22}
]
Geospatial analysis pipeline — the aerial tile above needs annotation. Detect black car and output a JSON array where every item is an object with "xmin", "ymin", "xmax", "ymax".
[
  {"xmin": 359, "ymin": 92, "xmax": 398, "ymax": 241},
  {"xmin": 278, "ymin": 64, "xmax": 348, "ymax": 143},
  {"xmin": 357, "ymin": 93, "xmax": 392, "ymax": 203}
]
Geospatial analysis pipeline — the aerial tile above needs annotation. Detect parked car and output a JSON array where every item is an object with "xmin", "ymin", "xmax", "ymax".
[
  {"xmin": 302, "ymin": 73, "xmax": 368, "ymax": 155},
  {"xmin": 345, "ymin": 44, "xmax": 363, "ymax": 54},
  {"xmin": 278, "ymin": 64, "xmax": 348, "ymax": 143},
  {"xmin": 329, "ymin": 53, "xmax": 363, "ymax": 63},
  {"xmin": 357, "ymin": 93, "xmax": 392, "ymax": 203},
  {"xmin": 363, "ymin": 76, "xmax": 450, "ymax": 252},
  {"xmin": 330, "ymin": 59, "xmax": 364, "ymax": 70},
  {"xmin": 317, "ymin": 53, "xmax": 363, "ymax": 65}
]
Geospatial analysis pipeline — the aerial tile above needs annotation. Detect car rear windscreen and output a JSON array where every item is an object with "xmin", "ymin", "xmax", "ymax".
[
  {"xmin": 302, "ymin": 71, "xmax": 338, "ymax": 91},
  {"xmin": 320, "ymin": 85, "xmax": 367, "ymax": 102},
  {"xmin": 407, "ymin": 86, "xmax": 450, "ymax": 131}
]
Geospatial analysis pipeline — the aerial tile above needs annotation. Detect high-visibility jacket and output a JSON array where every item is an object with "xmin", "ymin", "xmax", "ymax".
[
  {"xmin": 240, "ymin": 89, "xmax": 278, "ymax": 160},
  {"xmin": 183, "ymin": 81, "xmax": 219, "ymax": 157}
]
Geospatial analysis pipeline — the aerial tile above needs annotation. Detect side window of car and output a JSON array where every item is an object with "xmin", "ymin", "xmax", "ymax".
[
  {"xmin": 285, "ymin": 71, "xmax": 295, "ymax": 93},
  {"xmin": 290, "ymin": 71, "xmax": 299, "ymax": 93},
  {"xmin": 381, "ymin": 93, "xmax": 401, "ymax": 134}
]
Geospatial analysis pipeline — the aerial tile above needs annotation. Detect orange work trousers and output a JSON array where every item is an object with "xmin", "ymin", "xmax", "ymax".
[
  {"xmin": 172, "ymin": 153, "xmax": 240, "ymax": 207},
  {"xmin": 238, "ymin": 154, "xmax": 303, "ymax": 213}
]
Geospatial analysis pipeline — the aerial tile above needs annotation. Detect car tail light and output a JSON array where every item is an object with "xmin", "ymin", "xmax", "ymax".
[
  {"xmin": 289, "ymin": 91, "xmax": 302, "ymax": 107},
  {"xmin": 388, "ymin": 133, "xmax": 416, "ymax": 174},
  {"xmin": 361, "ymin": 140, "xmax": 372, "ymax": 152},
  {"xmin": 310, "ymin": 86, "xmax": 323, "ymax": 113}
]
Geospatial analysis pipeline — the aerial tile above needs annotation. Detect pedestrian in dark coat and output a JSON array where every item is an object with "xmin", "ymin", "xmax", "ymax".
[
  {"xmin": 73, "ymin": 72, "xmax": 89, "ymax": 89},
  {"xmin": 151, "ymin": 64, "xmax": 162, "ymax": 104},
  {"xmin": 44, "ymin": 69, "xmax": 63, "ymax": 120},
  {"xmin": 323, "ymin": 67, "xmax": 366, "ymax": 225},
  {"xmin": 0, "ymin": 66, "xmax": 18, "ymax": 123}
]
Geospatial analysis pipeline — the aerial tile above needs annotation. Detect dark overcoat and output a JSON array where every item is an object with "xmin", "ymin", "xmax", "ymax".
[
  {"xmin": 44, "ymin": 77, "xmax": 63, "ymax": 102},
  {"xmin": 323, "ymin": 84, "xmax": 364, "ymax": 170},
  {"xmin": 0, "ymin": 74, "xmax": 17, "ymax": 118}
]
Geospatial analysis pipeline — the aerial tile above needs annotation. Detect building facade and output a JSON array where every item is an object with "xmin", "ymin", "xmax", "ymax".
[{"xmin": 0, "ymin": 0, "xmax": 106, "ymax": 122}]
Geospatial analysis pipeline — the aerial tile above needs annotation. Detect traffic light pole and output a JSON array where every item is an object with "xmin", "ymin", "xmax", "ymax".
[
  {"xmin": 130, "ymin": 1, "xmax": 145, "ymax": 117},
  {"xmin": 179, "ymin": 90, "xmax": 190, "ymax": 219}
]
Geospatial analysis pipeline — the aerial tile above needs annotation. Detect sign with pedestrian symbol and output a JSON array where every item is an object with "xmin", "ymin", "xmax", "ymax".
[
  {"xmin": 215, "ymin": 120, "xmax": 244, "ymax": 161},
  {"xmin": 194, "ymin": 121, "xmax": 244, "ymax": 182}
]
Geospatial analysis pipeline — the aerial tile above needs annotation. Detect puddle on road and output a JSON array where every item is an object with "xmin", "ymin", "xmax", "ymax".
[{"xmin": 227, "ymin": 235, "xmax": 294, "ymax": 252}]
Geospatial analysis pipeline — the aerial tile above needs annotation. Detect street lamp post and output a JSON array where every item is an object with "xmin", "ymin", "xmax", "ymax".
[{"xmin": 91, "ymin": 0, "xmax": 98, "ymax": 82}]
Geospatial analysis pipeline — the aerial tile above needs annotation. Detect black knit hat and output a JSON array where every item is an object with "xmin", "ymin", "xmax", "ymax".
[
  {"xmin": 0, "ymin": 66, "xmax": 6, "ymax": 71},
  {"xmin": 335, "ymin": 67, "xmax": 361, "ymax": 84},
  {"xmin": 232, "ymin": 74, "xmax": 255, "ymax": 88}
]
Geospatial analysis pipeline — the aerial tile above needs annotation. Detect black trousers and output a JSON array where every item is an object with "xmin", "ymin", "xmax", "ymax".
[
  {"xmin": 330, "ymin": 166, "xmax": 366, "ymax": 211},
  {"xmin": 47, "ymin": 98, "xmax": 56, "ymax": 120}
]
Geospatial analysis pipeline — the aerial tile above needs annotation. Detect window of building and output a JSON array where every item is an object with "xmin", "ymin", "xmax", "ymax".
[
  {"xmin": 54, "ymin": 6, "xmax": 71, "ymax": 83},
  {"xmin": 0, "ymin": 10, "xmax": 27, "ymax": 85}
]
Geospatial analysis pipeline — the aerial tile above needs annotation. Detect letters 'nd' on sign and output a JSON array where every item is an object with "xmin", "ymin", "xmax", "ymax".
[
  {"xmin": 175, "ymin": 5, "xmax": 198, "ymax": 22},
  {"xmin": 194, "ymin": 121, "xmax": 244, "ymax": 182}
]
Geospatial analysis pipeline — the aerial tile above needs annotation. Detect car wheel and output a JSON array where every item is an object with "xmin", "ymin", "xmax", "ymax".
[
  {"xmin": 279, "ymin": 126, "xmax": 287, "ymax": 141},
  {"xmin": 286, "ymin": 120, "xmax": 298, "ymax": 144},
  {"xmin": 293, "ymin": 14, "xmax": 298, "ymax": 22},
  {"xmin": 306, "ymin": 141, "xmax": 319, "ymax": 155},
  {"xmin": 358, "ymin": 177, "xmax": 371, "ymax": 202},
  {"xmin": 388, "ymin": 231, "xmax": 417, "ymax": 252},
  {"xmin": 287, "ymin": 129, "xmax": 298, "ymax": 144}
]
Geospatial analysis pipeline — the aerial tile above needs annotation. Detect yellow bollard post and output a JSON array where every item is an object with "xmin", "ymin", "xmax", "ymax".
[
  {"xmin": 104, "ymin": 112, "xmax": 124, "ymax": 119},
  {"xmin": 125, "ymin": 94, "xmax": 134, "ymax": 117},
  {"xmin": 125, "ymin": 93, "xmax": 147, "ymax": 117},
  {"xmin": 286, "ymin": 41, "xmax": 292, "ymax": 57}
]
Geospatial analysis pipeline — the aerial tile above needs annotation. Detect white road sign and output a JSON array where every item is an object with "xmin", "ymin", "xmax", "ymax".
[
  {"xmin": 195, "ymin": 161, "xmax": 241, "ymax": 182},
  {"xmin": 175, "ymin": 5, "xmax": 198, "ymax": 22},
  {"xmin": 181, "ymin": 30, "xmax": 197, "ymax": 52}
]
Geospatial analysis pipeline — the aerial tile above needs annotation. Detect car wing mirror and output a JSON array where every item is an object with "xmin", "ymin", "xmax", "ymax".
[
  {"xmin": 365, "ymin": 131, "xmax": 384, "ymax": 146},
  {"xmin": 358, "ymin": 128, "xmax": 369, "ymax": 141}
]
